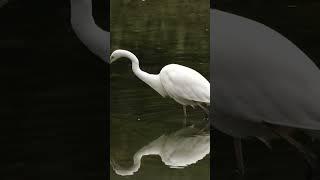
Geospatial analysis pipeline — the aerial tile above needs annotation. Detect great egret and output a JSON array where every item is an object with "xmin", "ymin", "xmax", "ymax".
[
  {"xmin": 111, "ymin": 125, "xmax": 210, "ymax": 176},
  {"xmin": 110, "ymin": 49, "xmax": 210, "ymax": 123},
  {"xmin": 70, "ymin": 0, "xmax": 109, "ymax": 62},
  {"xmin": 211, "ymin": 8, "xmax": 320, "ymax": 177}
]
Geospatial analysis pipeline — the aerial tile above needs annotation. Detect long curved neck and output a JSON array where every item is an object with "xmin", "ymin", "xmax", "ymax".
[
  {"xmin": 125, "ymin": 53, "xmax": 167, "ymax": 97},
  {"xmin": 70, "ymin": 0, "xmax": 94, "ymax": 23},
  {"xmin": 70, "ymin": 0, "xmax": 108, "ymax": 62}
]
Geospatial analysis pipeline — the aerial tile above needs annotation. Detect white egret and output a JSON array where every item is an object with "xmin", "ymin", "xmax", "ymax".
[
  {"xmin": 111, "ymin": 125, "xmax": 210, "ymax": 176},
  {"xmin": 212, "ymin": 8, "xmax": 320, "ymax": 177},
  {"xmin": 110, "ymin": 49, "xmax": 210, "ymax": 123},
  {"xmin": 70, "ymin": 0, "xmax": 109, "ymax": 62}
]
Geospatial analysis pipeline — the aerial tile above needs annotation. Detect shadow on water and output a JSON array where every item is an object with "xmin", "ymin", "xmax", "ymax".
[{"xmin": 110, "ymin": 0, "xmax": 210, "ymax": 179}]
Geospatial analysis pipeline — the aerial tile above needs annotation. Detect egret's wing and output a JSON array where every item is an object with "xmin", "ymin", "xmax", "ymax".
[
  {"xmin": 160, "ymin": 64, "xmax": 210, "ymax": 104},
  {"xmin": 212, "ymin": 9, "xmax": 320, "ymax": 130}
]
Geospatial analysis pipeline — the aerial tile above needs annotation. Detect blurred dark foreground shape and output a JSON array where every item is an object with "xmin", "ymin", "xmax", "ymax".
[{"xmin": 211, "ymin": 8, "xmax": 320, "ymax": 179}]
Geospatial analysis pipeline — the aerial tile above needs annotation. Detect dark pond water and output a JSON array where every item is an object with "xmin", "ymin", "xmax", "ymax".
[
  {"xmin": 110, "ymin": 0, "xmax": 210, "ymax": 179},
  {"xmin": 212, "ymin": 1, "xmax": 320, "ymax": 180}
]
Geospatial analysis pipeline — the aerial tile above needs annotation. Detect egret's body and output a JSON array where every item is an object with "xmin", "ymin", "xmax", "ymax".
[
  {"xmin": 211, "ymin": 9, "xmax": 320, "ymax": 176},
  {"xmin": 110, "ymin": 49, "xmax": 210, "ymax": 117},
  {"xmin": 111, "ymin": 126, "xmax": 210, "ymax": 176},
  {"xmin": 70, "ymin": 0, "xmax": 109, "ymax": 62},
  {"xmin": 212, "ymin": 9, "xmax": 320, "ymax": 135},
  {"xmin": 160, "ymin": 64, "xmax": 210, "ymax": 106}
]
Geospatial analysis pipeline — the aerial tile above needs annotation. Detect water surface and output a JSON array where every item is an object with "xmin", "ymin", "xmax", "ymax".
[{"xmin": 110, "ymin": 0, "xmax": 210, "ymax": 179}]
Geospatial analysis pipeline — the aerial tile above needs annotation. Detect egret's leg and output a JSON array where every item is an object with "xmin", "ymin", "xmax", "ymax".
[
  {"xmin": 183, "ymin": 106, "xmax": 187, "ymax": 126},
  {"xmin": 234, "ymin": 138, "xmax": 245, "ymax": 176},
  {"xmin": 268, "ymin": 126, "xmax": 320, "ymax": 179},
  {"xmin": 256, "ymin": 136, "xmax": 272, "ymax": 150},
  {"xmin": 198, "ymin": 103, "xmax": 209, "ymax": 121},
  {"xmin": 198, "ymin": 103, "xmax": 209, "ymax": 115},
  {"xmin": 269, "ymin": 126, "xmax": 317, "ymax": 160}
]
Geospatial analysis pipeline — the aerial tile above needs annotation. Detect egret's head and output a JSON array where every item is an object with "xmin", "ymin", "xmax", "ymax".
[{"xmin": 110, "ymin": 49, "xmax": 132, "ymax": 64}]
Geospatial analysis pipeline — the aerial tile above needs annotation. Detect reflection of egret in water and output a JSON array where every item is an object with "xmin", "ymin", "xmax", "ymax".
[
  {"xmin": 70, "ymin": 0, "xmax": 109, "ymax": 62},
  {"xmin": 111, "ymin": 125, "xmax": 210, "ymax": 176},
  {"xmin": 212, "ymin": 9, "xmax": 320, "ymax": 177},
  {"xmin": 110, "ymin": 49, "xmax": 210, "ymax": 125}
]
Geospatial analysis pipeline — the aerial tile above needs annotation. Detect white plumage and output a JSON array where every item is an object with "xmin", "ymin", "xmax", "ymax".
[
  {"xmin": 110, "ymin": 49, "xmax": 210, "ymax": 117},
  {"xmin": 160, "ymin": 64, "xmax": 210, "ymax": 106}
]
